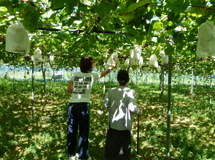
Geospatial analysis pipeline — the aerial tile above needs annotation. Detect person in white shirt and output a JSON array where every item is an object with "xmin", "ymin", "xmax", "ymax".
[
  {"xmin": 67, "ymin": 57, "xmax": 118, "ymax": 160},
  {"xmin": 103, "ymin": 69, "xmax": 140, "ymax": 160}
]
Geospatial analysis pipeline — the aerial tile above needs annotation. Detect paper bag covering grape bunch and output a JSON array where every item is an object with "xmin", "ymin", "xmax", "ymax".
[
  {"xmin": 197, "ymin": 21, "xmax": 215, "ymax": 57},
  {"xmin": 5, "ymin": 21, "xmax": 30, "ymax": 54}
]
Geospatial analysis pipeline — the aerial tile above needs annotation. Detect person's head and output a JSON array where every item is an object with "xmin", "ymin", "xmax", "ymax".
[
  {"xmin": 117, "ymin": 69, "xmax": 129, "ymax": 86},
  {"xmin": 80, "ymin": 57, "xmax": 94, "ymax": 73}
]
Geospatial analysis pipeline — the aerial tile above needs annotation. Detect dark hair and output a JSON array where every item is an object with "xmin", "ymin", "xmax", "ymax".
[
  {"xmin": 80, "ymin": 57, "xmax": 94, "ymax": 73},
  {"xmin": 117, "ymin": 69, "xmax": 129, "ymax": 85}
]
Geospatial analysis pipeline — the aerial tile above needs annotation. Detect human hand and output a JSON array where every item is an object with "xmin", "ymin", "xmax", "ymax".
[{"xmin": 113, "ymin": 58, "xmax": 119, "ymax": 67}]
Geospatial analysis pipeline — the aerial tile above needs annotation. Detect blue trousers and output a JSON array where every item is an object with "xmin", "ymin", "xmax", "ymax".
[{"xmin": 67, "ymin": 103, "xmax": 90, "ymax": 159}]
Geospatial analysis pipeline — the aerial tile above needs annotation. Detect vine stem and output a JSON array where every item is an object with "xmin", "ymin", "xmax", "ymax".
[{"xmin": 190, "ymin": 4, "xmax": 215, "ymax": 10}]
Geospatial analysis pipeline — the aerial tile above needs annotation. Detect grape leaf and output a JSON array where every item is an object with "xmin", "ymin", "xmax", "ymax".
[
  {"xmin": 106, "ymin": 1, "xmax": 117, "ymax": 14},
  {"xmin": 0, "ymin": 0, "xmax": 12, "ymax": 6},
  {"xmin": 65, "ymin": 0, "xmax": 78, "ymax": 14},
  {"xmin": 51, "ymin": 0, "xmax": 66, "ymax": 10},
  {"xmin": 0, "ymin": 25, "xmax": 6, "ymax": 33},
  {"xmin": 165, "ymin": 45, "xmax": 174, "ymax": 55},
  {"xmin": 21, "ymin": 5, "xmax": 40, "ymax": 33},
  {"xmin": 96, "ymin": 2, "xmax": 108, "ymax": 18},
  {"xmin": 119, "ymin": 12, "xmax": 135, "ymax": 23},
  {"xmin": 173, "ymin": 32, "xmax": 184, "ymax": 45},
  {"xmin": 127, "ymin": 0, "xmax": 148, "ymax": 12},
  {"xmin": 166, "ymin": 0, "xmax": 189, "ymax": 15}
]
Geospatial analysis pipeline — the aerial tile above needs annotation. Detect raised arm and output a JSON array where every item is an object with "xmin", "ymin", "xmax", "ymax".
[{"xmin": 100, "ymin": 58, "xmax": 119, "ymax": 78}]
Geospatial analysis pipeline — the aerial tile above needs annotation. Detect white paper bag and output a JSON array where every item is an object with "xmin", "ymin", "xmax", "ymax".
[
  {"xmin": 129, "ymin": 44, "xmax": 142, "ymax": 66},
  {"xmin": 149, "ymin": 54, "xmax": 158, "ymax": 68},
  {"xmin": 162, "ymin": 55, "xmax": 169, "ymax": 65},
  {"xmin": 5, "ymin": 21, "xmax": 30, "ymax": 54},
  {"xmin": 105, "ymin": 52, "xmax": 118, "ymax": 69},
  {"xmin": 50, "ymin": 55, "xmax": 54, "ymax": 64},
  {"xmin": 197, "ymin": 21, "xmax": 215, "ymax": 57},
  {"xmin": 157, "ymin": 66, "xmax": 161, "ymax": 72},
  {"xmin": 139, "ymin": 56, "xmax": 143, "ymax": 68},
  {"xmin": 124, "ymin": 59, "xmax": 129, "ymax": 67},
  {"xmin": 33, "ymin": 49, "xmax": 43, "ymax": 63}
]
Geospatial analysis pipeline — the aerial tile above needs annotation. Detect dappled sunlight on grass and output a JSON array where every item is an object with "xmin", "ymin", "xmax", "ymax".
[{"xmin": 1, "ymin": 79, "xmax": 215, "ymax": 159}]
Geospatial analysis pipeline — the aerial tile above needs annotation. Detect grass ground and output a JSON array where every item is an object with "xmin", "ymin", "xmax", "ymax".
[{"xmin": 0, "ymin": 78, "xmax": 215, "ymax": 160}]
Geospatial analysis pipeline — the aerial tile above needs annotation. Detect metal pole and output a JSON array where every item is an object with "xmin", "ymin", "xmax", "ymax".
[
  {"xmin": 24, "ymin": 64, "xmax": 27, "ymax": 79},
  {"xmin": 191, "ymin": 69, "xmax": 194, "ymax": 95},
  {"xmin": 99, "ymin": 69, "xmax": 100, "ymax": 84},
  {"xmin": 103, "ymin": 80, "xmax": 106, "ymax": 98},
  {"xmin": 136, "ymin": 71, "xmax": 140, "ymax": 154},
  {"xmin": 32, "ymin": 61, "xmax": 34, "ymax": 119},
  {"xmin": 103, "ymin": 68, "xmax": 106, "ymax": 117},
  {"xmin": 135, "ymin": 71, "xmax": 138, "ymax": 91},
  {"xmin": 162, "ymin": 69, "xmax": 164, "ymax": 116},
  {"xmin": 149, "ymin": 73, "xmax": 151, "ymax": 84},
  {"xmin": 41, "ymin": 63, "xmax": 46, "ymax": 97},
  {"xmin": 183, "ymin": 73, "xmax": 184, "ymax": 94},
  {"xmin": 166, "ymin": 55, "xmax": 172, "ymax": 160},
  {"xmin": 137, "ymin": 114, "xmax": 140, "ymax": 154},
  {"xmin": 13, "ymin": 65, "xmax": 15, "ymax": 90},
  {"xmin": 203, "ymin": 71, "xmax": 205, "ymax": 91},
  {"xmin": 210, "ymin": 70, "xmax": 212, "ymax": 112},
  {"xmin": 4, "ymin": 65, "xmax": 8, "ymax": 79},
  {"xmin": 195, "ymin": 75, "xmax": 197, "ymax": 87},
  {"xmin": 109, "ymin": 72, "xmax": 110, "ymax": 89}
]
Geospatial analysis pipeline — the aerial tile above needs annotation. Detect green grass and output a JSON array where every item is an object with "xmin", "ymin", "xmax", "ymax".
[{"xmin": 0, "ymin": 78, "xmax": 215, "ymax": 159}]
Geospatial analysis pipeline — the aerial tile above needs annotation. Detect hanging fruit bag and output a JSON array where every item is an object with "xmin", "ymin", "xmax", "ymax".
[{"xmin": 5, "ymin": 21, "xmax": 30, "ymax": 54}]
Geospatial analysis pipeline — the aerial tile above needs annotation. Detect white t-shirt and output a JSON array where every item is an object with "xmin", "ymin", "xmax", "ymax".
[
  {"xmin": 69, "ymin": 72, "xmax": 100, "ymax": 103},
  {"xmin": 103, "ymin": 86, "xmax": 140, "ymax": 133}
]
